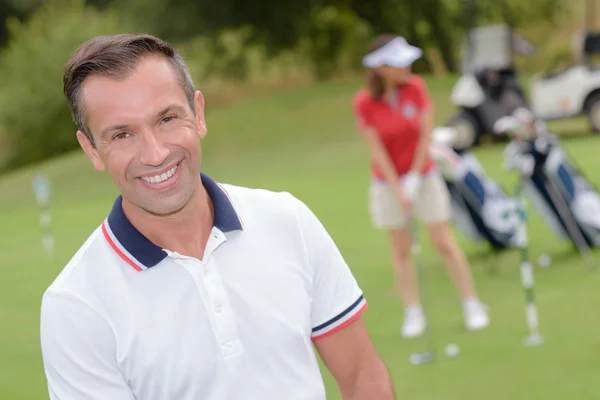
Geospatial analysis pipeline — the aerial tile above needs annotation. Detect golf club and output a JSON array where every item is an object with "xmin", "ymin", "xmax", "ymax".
[
  {"xmin": 408, "ymin": 216, "xmax": 436, "ymax": 365},
  {"xmin": 513, "ymin": 182, "xmax": 544, "ymax": 346}
]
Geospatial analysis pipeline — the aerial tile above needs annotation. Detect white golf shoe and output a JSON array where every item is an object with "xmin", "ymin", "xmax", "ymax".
[
  {"xmin": 401, "ymin": 306, "xmax": 426, "ymax": 338},
  {"xmin": 464, "ymin": 299, "xmax": 490, "ymax": 331}
]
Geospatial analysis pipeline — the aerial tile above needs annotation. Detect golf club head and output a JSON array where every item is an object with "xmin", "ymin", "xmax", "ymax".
[
  {"xmin": 409, "ymin": 351, "xmax": 435, "ymax": 366},
  {"xmin": 522, "ymin": 333, "xmax": 545, "ymax": 346}
]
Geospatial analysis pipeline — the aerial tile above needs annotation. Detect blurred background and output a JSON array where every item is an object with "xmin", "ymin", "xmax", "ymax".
[
  {"xmin": 1, "ymin": 0, "xmax": 600, "ymax": 399},
  {"xmin": 0, "ymin": 0, "xmax": 584, "ymax": 172}
]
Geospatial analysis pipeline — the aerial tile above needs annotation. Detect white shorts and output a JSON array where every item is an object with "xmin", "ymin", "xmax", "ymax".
[{"xmin": 368, "ymin": 170, "xmax": 451, "ymax": 230}]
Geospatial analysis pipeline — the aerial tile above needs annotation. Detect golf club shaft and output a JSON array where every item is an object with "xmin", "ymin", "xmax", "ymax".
[
  {"xmin": 542, "ymin": 177, "xmax": 596, "ymax": 270},
  {"xmin": 520, "ymin": 249, "xmax": 540, "ymax": 336},
  {"xmin": 515, "ymin": 183, "xmax": 541, "ymax": 337},
  {"xmin": 410, "ymin": 217, "xmax": 436, "ymax": 357}
]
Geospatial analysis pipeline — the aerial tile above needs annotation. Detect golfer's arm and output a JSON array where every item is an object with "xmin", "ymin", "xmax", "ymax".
[
  {"xmin": 41, "ymin": 290, "xmax": 135, "ymax": 400},
  {"xmin": 361, "ymin": 128, "xmax": 405, "ymax": 197},
  {"xmin": 411, "ymin": 108, "xmax": 434, "ymax": 174},
  {"xmin": 315, "ymin": 317, "xmax": 395, "ymax": 399}
]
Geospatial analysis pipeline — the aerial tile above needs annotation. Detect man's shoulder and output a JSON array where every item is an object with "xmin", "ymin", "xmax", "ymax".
[
  {"xmin": 217, "ymin": 182, "xmax": 310, "ymax": 226},
  {"xmin": 43, "ymin": 225, "xmax": 106, "ymax": 297},
  {"xmin": 219, "ymin": 182, "xmax": 301, "ymax": 206}
]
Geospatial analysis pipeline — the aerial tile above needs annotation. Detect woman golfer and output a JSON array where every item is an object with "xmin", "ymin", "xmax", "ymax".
[{"xmin": 352, "ymin": 34, "xmax": 490, "ymax": 338}]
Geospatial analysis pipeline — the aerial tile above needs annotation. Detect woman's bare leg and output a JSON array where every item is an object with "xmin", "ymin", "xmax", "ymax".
[
  {"xmin": 425, "ymin": 221, "xmax": 489, "ymax": 331},
  {"xmin": 389, "ymin": 228, "xmax": 419, "ymax": 307},
  {"xmin": 389, "ymin": 227, "xmax": 428, "ymax": 337},
  {"xmin": 425, "ymin": 221, "xmax": 476, "ymax": 300}
]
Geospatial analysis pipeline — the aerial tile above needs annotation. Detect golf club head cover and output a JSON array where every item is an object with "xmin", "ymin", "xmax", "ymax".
[{"xmin": 503, "ymin": 141, "xmax": 535, "ymax": 177}]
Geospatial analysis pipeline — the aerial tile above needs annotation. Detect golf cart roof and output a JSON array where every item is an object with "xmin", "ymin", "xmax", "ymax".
[{"xmin": 461, "ymin": 24, "xmax": 514, "ymax": 73}]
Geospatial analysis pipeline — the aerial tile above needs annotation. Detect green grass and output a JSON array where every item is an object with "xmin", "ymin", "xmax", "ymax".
[{"xmin": 2, "ymin": 75, "xmax": 600, "ymax": 399}]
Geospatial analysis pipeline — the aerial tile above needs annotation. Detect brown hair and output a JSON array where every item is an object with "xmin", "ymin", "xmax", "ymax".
[
  {"xmin": 366, "ymin": 34, "xmax": 397, "ymax": 100},
  {"xmin": 63, "ymin": 33, "xmax": 196, "ymax": 147}
]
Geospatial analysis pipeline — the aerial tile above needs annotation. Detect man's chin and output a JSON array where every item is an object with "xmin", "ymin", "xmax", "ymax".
[
  {"xmin": 121, "ymin": 191, "xmax": 192, "ymax": 218},
  {"xmin": 141, "ymin": 198, "xmax": 190, "ymax": 217}
]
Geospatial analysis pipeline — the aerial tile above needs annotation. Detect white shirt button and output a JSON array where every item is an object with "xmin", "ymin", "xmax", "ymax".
[
  {"xmin": 215, "ymin": 304, "xmax": 223, "ymax": 313},
  {"xmin": 204, "ymin": 269, "xmax": 209, "ymax": 277}
]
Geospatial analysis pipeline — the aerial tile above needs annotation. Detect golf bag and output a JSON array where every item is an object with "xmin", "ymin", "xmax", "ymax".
[
  {"xmin": 503, "ymin": 134, "xmax": 600, "ymax": 247},
  {"xmin": 430, "ymin": 133, "xmax": 520, "ymax": 249}
]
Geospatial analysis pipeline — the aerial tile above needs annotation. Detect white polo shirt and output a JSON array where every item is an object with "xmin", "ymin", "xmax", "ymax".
[{"xmin": 40, "ymin": 173, "xmax": 367, "ymax": 400}]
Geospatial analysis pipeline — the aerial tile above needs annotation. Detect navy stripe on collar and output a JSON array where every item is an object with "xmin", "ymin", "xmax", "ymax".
[
  {"xmin": 200, "ymin": 173, "xmax": 243, "ymax": 233},
  {"xmin": 106, "ymin": 172, "xmax": 242, "ymax": 268}
]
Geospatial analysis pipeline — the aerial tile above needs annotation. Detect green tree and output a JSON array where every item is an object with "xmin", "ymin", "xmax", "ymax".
[{"xmin": 0, "ymin": 0, "xmax": 131, "ymax": 171}]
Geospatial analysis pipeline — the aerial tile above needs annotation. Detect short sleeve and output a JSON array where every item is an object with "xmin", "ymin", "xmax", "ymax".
[
  {"xmin": 291, "ymin": 195, "xmax": 367, "ymax": 341},
  {"xmin": 40, "ymin": 289, "xmax": 136, "ymax": 400},
  {"xmin": 410, "ymin": 75, "xmax": 433, "ymax": 112},
  {"xmin": 352, "ymin": 93, "xmax": 373, "ymax": 131}
]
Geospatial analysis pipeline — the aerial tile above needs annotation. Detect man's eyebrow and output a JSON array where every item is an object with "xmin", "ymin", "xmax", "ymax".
[
  {"xmin": 157, "ymin": 105, "xmax": 187, "ymax": 117},
  {"xmin": 100, "ymin": 124, "xmax": 130, "ymax": 138},
  {"xmin": 98, "ymin": 105, "xmax": 188, "ymax": 137}
]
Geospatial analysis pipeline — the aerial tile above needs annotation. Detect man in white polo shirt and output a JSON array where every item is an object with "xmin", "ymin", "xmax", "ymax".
[{"xmin": 39, "ymin": 34, "xmax": 395, "ymax": 399}]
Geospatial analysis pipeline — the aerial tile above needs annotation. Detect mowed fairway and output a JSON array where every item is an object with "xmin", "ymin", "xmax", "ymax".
[{"xmin": 2, "ymin": 75, "xmax": 600, "ymax": 399}]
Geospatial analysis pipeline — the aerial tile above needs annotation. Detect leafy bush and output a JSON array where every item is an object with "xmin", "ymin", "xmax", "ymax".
[
  {"xmin": 175, "ymin": 26, "xmax": 314, "ymax": 108},
  {"xmin": 0, "ymin": 0, "xmax": 130, "ymax": 172},
  {"xmin": 0, "ymin": 1, "xmax": 316, "ymax": 172},
  {"xmin": 303, "ymin": 6, "xmax": 372, "ymax": 80},
  {"xmin": 179, "ymin": 25, "xmax": 310, "ymax": 86}
]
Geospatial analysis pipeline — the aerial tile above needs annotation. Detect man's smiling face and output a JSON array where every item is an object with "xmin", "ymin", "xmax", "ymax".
[{"xmin": 76, "ymin": 55, "xmax": 207, "ymax": 216}]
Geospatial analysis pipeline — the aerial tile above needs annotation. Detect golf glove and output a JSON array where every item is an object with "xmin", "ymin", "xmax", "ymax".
[{"xmin": 401, "ymin": 172, "xmax": 422, "ymax": 201}]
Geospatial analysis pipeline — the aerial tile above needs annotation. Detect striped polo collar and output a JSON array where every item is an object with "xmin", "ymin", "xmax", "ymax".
[{"xmin": 102, "ymin": 172, "xmax": 242, "ymax": 270}]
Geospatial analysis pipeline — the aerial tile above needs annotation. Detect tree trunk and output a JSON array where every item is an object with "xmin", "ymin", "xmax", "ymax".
[
  {"xmin": 421, "ymin": 0, "xmax": 457, "ymax": 72},
  {"xmin": 403, "ymin": 0, "xmax": 433, "ymax": 73}
]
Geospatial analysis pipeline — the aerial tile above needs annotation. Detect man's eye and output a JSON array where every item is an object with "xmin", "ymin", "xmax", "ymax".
[
  {"xmin": 161, "ymin": 116, "xmax": 175, "ymax": 124},
  {"xmin": 113, "ymin": 132, "xmax": 130, "ymax": 140}
]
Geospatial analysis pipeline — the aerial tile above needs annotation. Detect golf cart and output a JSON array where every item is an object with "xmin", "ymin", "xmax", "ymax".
[
  {"xmin": 447, "ymin": 23, "xmax": 533, "ymax": 151},
  {"xmin": 529, "ymin": 1, "xmax": 600, "ymax": 132}
]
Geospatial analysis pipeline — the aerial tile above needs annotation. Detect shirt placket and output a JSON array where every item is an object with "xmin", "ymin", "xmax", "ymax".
[{"xmin": 167, "ymin": 228, "xmax": 243, "ymax": 359}]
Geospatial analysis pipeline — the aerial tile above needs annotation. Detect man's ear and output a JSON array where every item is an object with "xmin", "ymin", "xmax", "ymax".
[
  {"xmin": 194, "ymin": 90, "xmax": 207, "ymax": 140},
  {"xmin": 76, "ymin": 131, "xmax": 105, "ymax": 171}
]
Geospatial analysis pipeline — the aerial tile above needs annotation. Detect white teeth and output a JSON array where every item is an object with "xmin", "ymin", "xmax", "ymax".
[{"xmin": 141, "ymin": 164, "xmax": 178, "ymax": 184}]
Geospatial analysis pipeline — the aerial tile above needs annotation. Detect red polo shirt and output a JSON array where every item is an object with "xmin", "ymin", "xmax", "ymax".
[{"xmin": 353, "ymin": 74, "xmax": 436, "ymax": 180}]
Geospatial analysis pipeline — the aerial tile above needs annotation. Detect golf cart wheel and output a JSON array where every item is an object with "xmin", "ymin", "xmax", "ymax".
[
  {"xmin": 448, "ymin": 111, "xmax": 481, "ymax": 151},
  {"xmin": 585, "ymin": 92, "xmax": 600, "ymax": 133}
]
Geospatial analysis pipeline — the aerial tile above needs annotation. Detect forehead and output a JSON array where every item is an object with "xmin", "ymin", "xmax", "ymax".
[
  {"xmin": 382, "ymin": 65, "xmax": 408, "ymax": 72},
  {"xmin": 80, "ymin": 56, "xmax": 187, "ymax": 128}
]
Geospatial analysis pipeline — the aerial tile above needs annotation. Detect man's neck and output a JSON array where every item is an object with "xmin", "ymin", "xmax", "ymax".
[{"xmin": 122, "ymin": 186, "xmax": 214, "ymax": 260}]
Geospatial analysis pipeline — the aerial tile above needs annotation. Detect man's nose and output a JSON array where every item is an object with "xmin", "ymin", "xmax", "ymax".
[{"xmin": 138, "ymin": 130, "xmax": 169, "ymax": 167}]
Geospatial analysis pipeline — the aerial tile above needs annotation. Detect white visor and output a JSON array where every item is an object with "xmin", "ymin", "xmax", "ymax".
[{"xmin": 362, "ymin": 37, "xmax": 422, "ymax": 68}]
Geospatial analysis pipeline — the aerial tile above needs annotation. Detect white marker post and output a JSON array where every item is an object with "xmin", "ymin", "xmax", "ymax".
[{"xmin": 32, "ymin": 174, "xmax": 54, "ymax": 257}]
